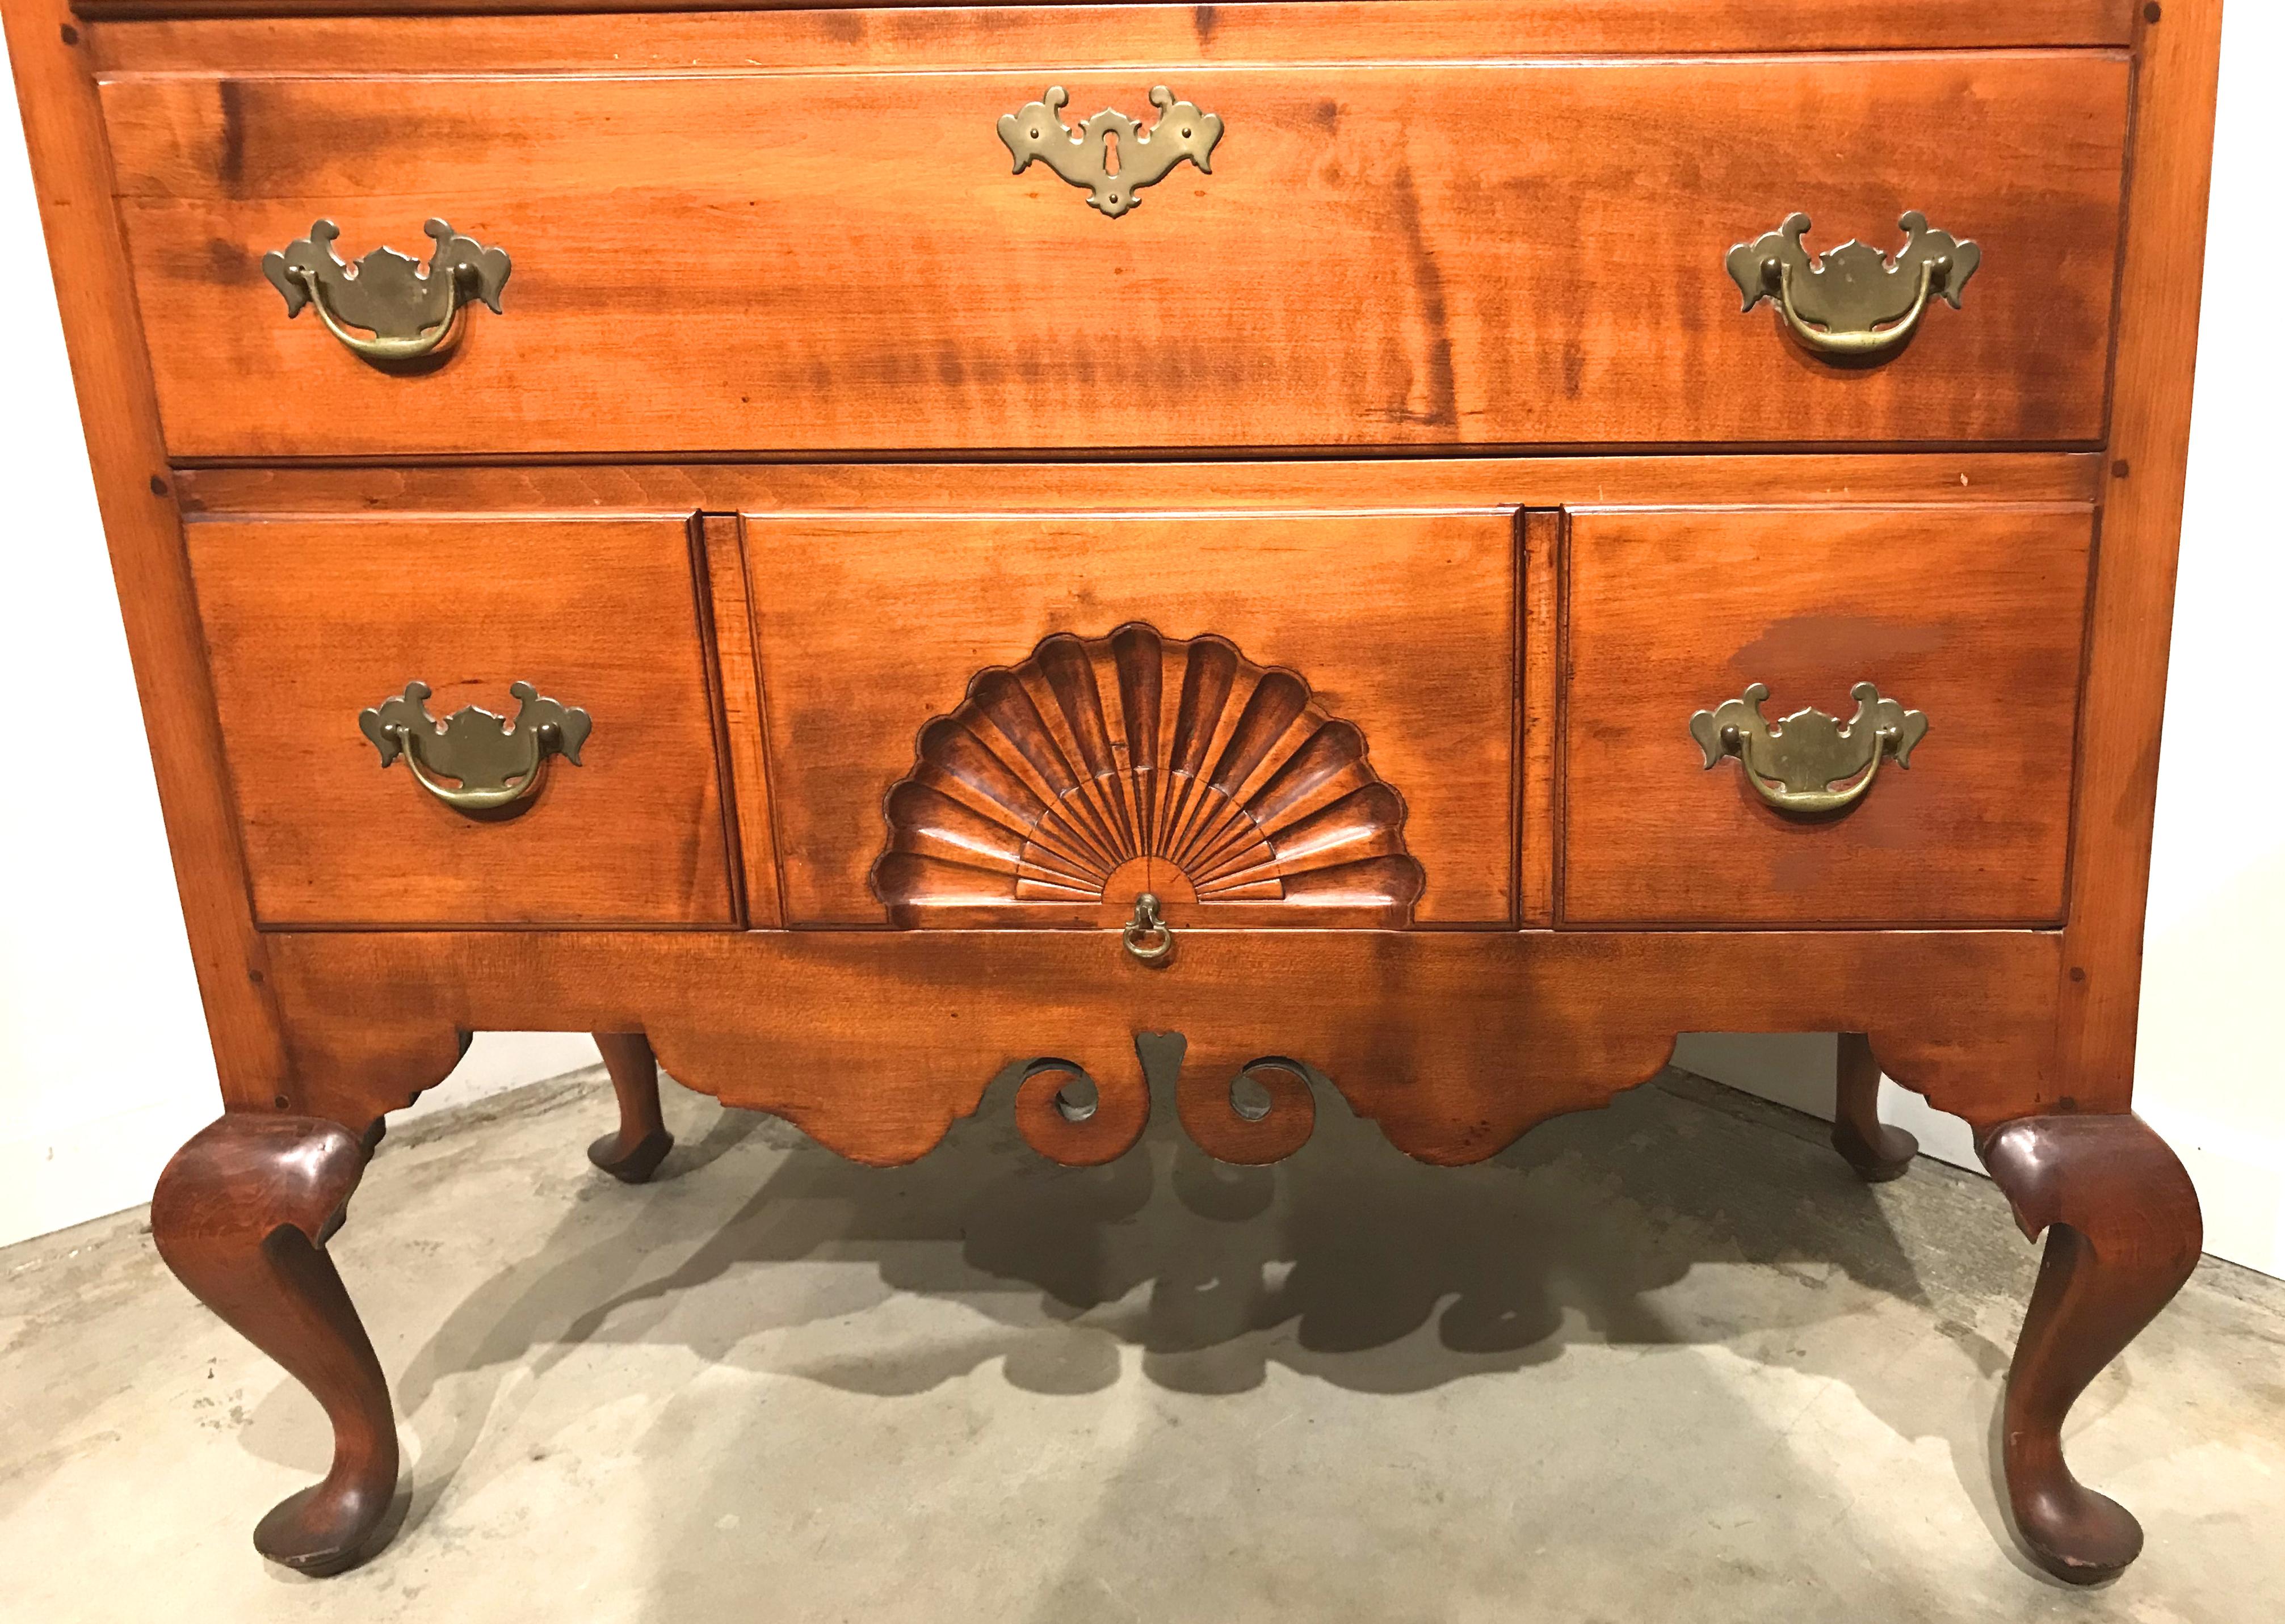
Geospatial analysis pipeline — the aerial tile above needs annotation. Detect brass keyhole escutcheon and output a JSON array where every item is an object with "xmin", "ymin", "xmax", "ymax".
[
  {"xmin": 997, "ymin": 86, "xmax": 1223, "ymax": 217},
  {"xmin": 1123, "ymin": 891, "xmax": 1176, "ymax": 966}
]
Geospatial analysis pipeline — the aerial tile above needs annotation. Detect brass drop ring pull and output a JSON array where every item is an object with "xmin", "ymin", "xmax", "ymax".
[
  {"xmin": 393, "ymin": 726, "xmax": 549, "ymax": 812},
  {"xmin": 358, "ymin": 680, "xmax": 589, "ymax": 815},
  {"xmin": 1727, "ymin": 212, "xmax": 1979, "ymax": 361},
  {"xmin": 1689, "ymin": 682, "xmax": 1927, "ymax": 817},
  {"xmin": 1122, "ymin": 892, "xmax": 1177, "ymax": 966},
  {"xmin": 263, "ymin": 219, "xmax": 510, "ymax": 364},
  {"xmin": 304, "ymin": 260, "xmax": 464, "ymax": 363}
]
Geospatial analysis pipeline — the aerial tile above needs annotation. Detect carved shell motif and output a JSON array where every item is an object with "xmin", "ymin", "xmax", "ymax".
[{"xmin": 871, "ymin": 625, "xmax": 1425, "ymax": 927}]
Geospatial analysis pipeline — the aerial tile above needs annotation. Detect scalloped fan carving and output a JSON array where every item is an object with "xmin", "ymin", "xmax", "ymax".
[{"xmin": 871, "ymin": 624, "xmax": 1425, "ymax": 927}]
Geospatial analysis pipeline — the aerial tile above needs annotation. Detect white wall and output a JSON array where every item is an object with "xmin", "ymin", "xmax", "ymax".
[
  {"xmin": 1685, "ymin": 1, "xmax": 2285, "ymax": 1277},
  {"xmin": 0, "ymin": 36, "xmax": 595, "ymax": 1248},
  {"xmin": 2105, "ymin": 0, "xmax": 2284, "ymax": 1275},
  {"xmin": 0, "ymin": 31, "xmax": 217, "ymax": 1247},
  {"xmin": 3, "ymin": 15, "xmax": 2276, "ymax": 1264}
]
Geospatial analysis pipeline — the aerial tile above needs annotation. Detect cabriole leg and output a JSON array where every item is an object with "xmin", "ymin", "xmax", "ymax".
[
  {"xmin": 588, "ymin": 1032, "xmax": 673, "ymax": 1183},
  {"xmin": 1832, "ymin": 1032, "xmax": 1917, "ymax": 1181},
  {"xmin": 1981, "ymin": 1113, "xmax": 2202, "ymax": 1584},
  {"xmin": 150, "ymin": 1114, "xmax": 397, "ymax": 1576}
]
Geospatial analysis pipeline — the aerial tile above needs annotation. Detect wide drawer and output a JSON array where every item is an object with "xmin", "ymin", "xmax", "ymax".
[
  {"xmin": 740, "ymin": 508, "xmax": 1518, "ymax": 927},
  {"xmin": 102, "ymin": 51, "xmax": 2127, "ymax": 458},
  {"xmin": 1560, "ymin": 505, "xmax": 2093, "ymax": 927},
  {"xmin": 185, "ymin": 515, "xmax": 737, "ymax": 927}
]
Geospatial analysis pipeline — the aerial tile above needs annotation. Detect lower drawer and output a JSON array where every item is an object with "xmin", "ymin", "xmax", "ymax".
[
  {"xmin": 186, "ymin": 515, "xmax": 737, "ymax": 927},
  {"xmin": 741, "ymin": 508, "xmax": 1519, "ymax": 927},
  {"xmin": 1561, "ymin": 504, "xmax": 2092, "ymax": 926}
]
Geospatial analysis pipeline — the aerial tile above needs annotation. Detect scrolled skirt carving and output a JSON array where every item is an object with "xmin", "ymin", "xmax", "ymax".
[
  {"xmin": 1177, "ymin": 1051, "xmax": 1319, "ymax": 1165},
  {"xmin": 1011, "ymin": 1055, "xmax": 1151, "ymax": 1166},
  {"xmin": 265, "ymin": 929, "xmax": 2068, "ymax": 1172}
]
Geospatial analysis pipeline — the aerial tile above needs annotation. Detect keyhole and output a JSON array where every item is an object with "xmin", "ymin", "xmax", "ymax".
[{"xmin": 1102, "ymin": 130, "xmax": 1121, "ymax": 175}]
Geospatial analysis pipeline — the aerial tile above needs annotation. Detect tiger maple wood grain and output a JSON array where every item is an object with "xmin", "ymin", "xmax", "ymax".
[
  {"xmin": 99, "ymin": 53, "xmax": 2127, "ymax": 458},
  {"xmin": 0, "ymin": 0, "xmax": 295, "ymax": 1106},
  {"xmin": 79, "ymin": 0, "xmax": 2136, "ymax": 49},
  {"xmin": 262, "ymin": 925, "xmax": 2076, "ymax": 1156},
  {"xmin": 1562, "ymin": 505, "xmax": 2094, "ymax": 927},
  {"xmin": 2052, "ymin": 0, "xmax": 2227, "ymax": 1092},
  {"xmin": 185, "ymin": 515, "xmax": 737, "ymax": 927},
  {"xmin": 742, "ymin": 510, "xmax": 1517, "ymax": 926},
  {"xmin": 173, "ymin": 454, "xmax": 2107, "ymax": 518},
  {"xmin": 6, "ymin": 0, "xmax": 2232, "ymax": 1587}
]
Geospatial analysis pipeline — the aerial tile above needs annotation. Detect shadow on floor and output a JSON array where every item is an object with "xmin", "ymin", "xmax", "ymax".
[
  {"xmin": 430, "ymin": 1062, "xmax": 1949, "ymax": 1384},
  {"xmin": 305, "ymin": 1052, "xmax": 2042, "ymax": 1579}
]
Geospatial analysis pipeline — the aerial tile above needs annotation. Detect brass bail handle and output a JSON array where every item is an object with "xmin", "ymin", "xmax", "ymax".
[
  {"xmin": 301, "ymin": 261, "xmax": 465, "ymax": 363},
  {"xmin": 1122, "ymin": 891, "xmax": 1177, "ymax": 966},
  {"xmin": 357, "ymin": 680, "xmax": 590, "ymax": 816},
  {"xmin": 263, "ymin": 218, "xmax": 511, "ymax": 364},
  {"xmin": 1725, "ymin": 212, "xmax": 1981, "ymax": 361},
  {"xmin": 390, "ymin": 721, "xmax": 555, "ymax": 812},
  {"xmin": 1767, "ymin": 255, "xmax": 1942, "ymax": 359},
  {"xmin": 1688, "ymin": 681, "xmax": 1929, "ymax": 817}
]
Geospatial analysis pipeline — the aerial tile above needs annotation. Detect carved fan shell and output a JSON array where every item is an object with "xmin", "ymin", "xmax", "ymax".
[{"xmin": 871, "ymin": 624, "xmax": 1425, "ymax": 927}]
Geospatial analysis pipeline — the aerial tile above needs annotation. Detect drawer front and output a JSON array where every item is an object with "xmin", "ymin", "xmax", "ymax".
[
  {"xmin": 103, "ymin": 51, "xmax": 2125, "ymax": 458},
  {"xmin": 1561, "ymin": 506, "xmax": 2091, "ymax": 926},
  {"xmin": 186, "ymin": 516, "xmax": 737, "ymax": 927},
  {"xmin": 742, "ymin": 510, "xmax": 1517, "ymax": 927}
]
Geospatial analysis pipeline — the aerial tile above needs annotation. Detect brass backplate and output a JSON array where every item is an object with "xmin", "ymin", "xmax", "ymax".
[
  {"xmin": 1726, "ymin": 212, "xmax": 1979, "ymax": 350},
  {"xmin": 1689, "ymin": 681, "xmax": 1927, "ymax": 817},
  {"xmin": 359, "ymin": 680, "xmax": 588, "ymax": 813},
  {"xmin": 264, "ymin": 218, "xmax": 510, "ymax": 344}
]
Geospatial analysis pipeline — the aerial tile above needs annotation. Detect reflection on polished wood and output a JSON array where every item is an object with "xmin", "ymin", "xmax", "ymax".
[
  {"xmin": 150, "ymin": 1116, "xmax": 397, "ymax": 1575},
  {"xmin": 100, "ymin": 55, "xmax": 2127, "ymax": 457},
  {"xmin": 1982, "ymin": 1114, "xmax": 2202, "ymax": 1583},
  {"xmin": 3, "ymin": 0, "xmax": 2220, "ymax": 1584}
]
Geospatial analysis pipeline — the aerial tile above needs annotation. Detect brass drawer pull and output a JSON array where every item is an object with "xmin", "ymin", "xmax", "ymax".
[
  {"xmin": 1122, "ymin": 892, "xmax": 1176, "ymax": 966},
  {"xmin": 1689, "ymin": 682, "xmax": 1926, "ymax": 817},
  {"xmin": 263, "ymin": 219, "xmax": 510, "ymax": 363},
  {"xmin": 1726, "ymin": 212, "xmax": 1979, "ymax": 360},
  {"xmin": 358, "ymin": 681, "xmax": 588, "ymax": 814},
  {"xmin": 999, "ymin": 86, "xmax": 1223, "ymax": 217}
]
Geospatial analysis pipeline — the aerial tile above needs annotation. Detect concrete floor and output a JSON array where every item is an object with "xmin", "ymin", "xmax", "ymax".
[{"xmin": 3, "ymin": 1066, "xmax": 2280, "ymax": 1623}]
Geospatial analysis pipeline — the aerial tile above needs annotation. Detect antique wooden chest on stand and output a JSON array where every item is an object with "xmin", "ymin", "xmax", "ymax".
[{"xmin": 3, "ymin": 0, "xmax": 2222, "ymax": 1585}]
